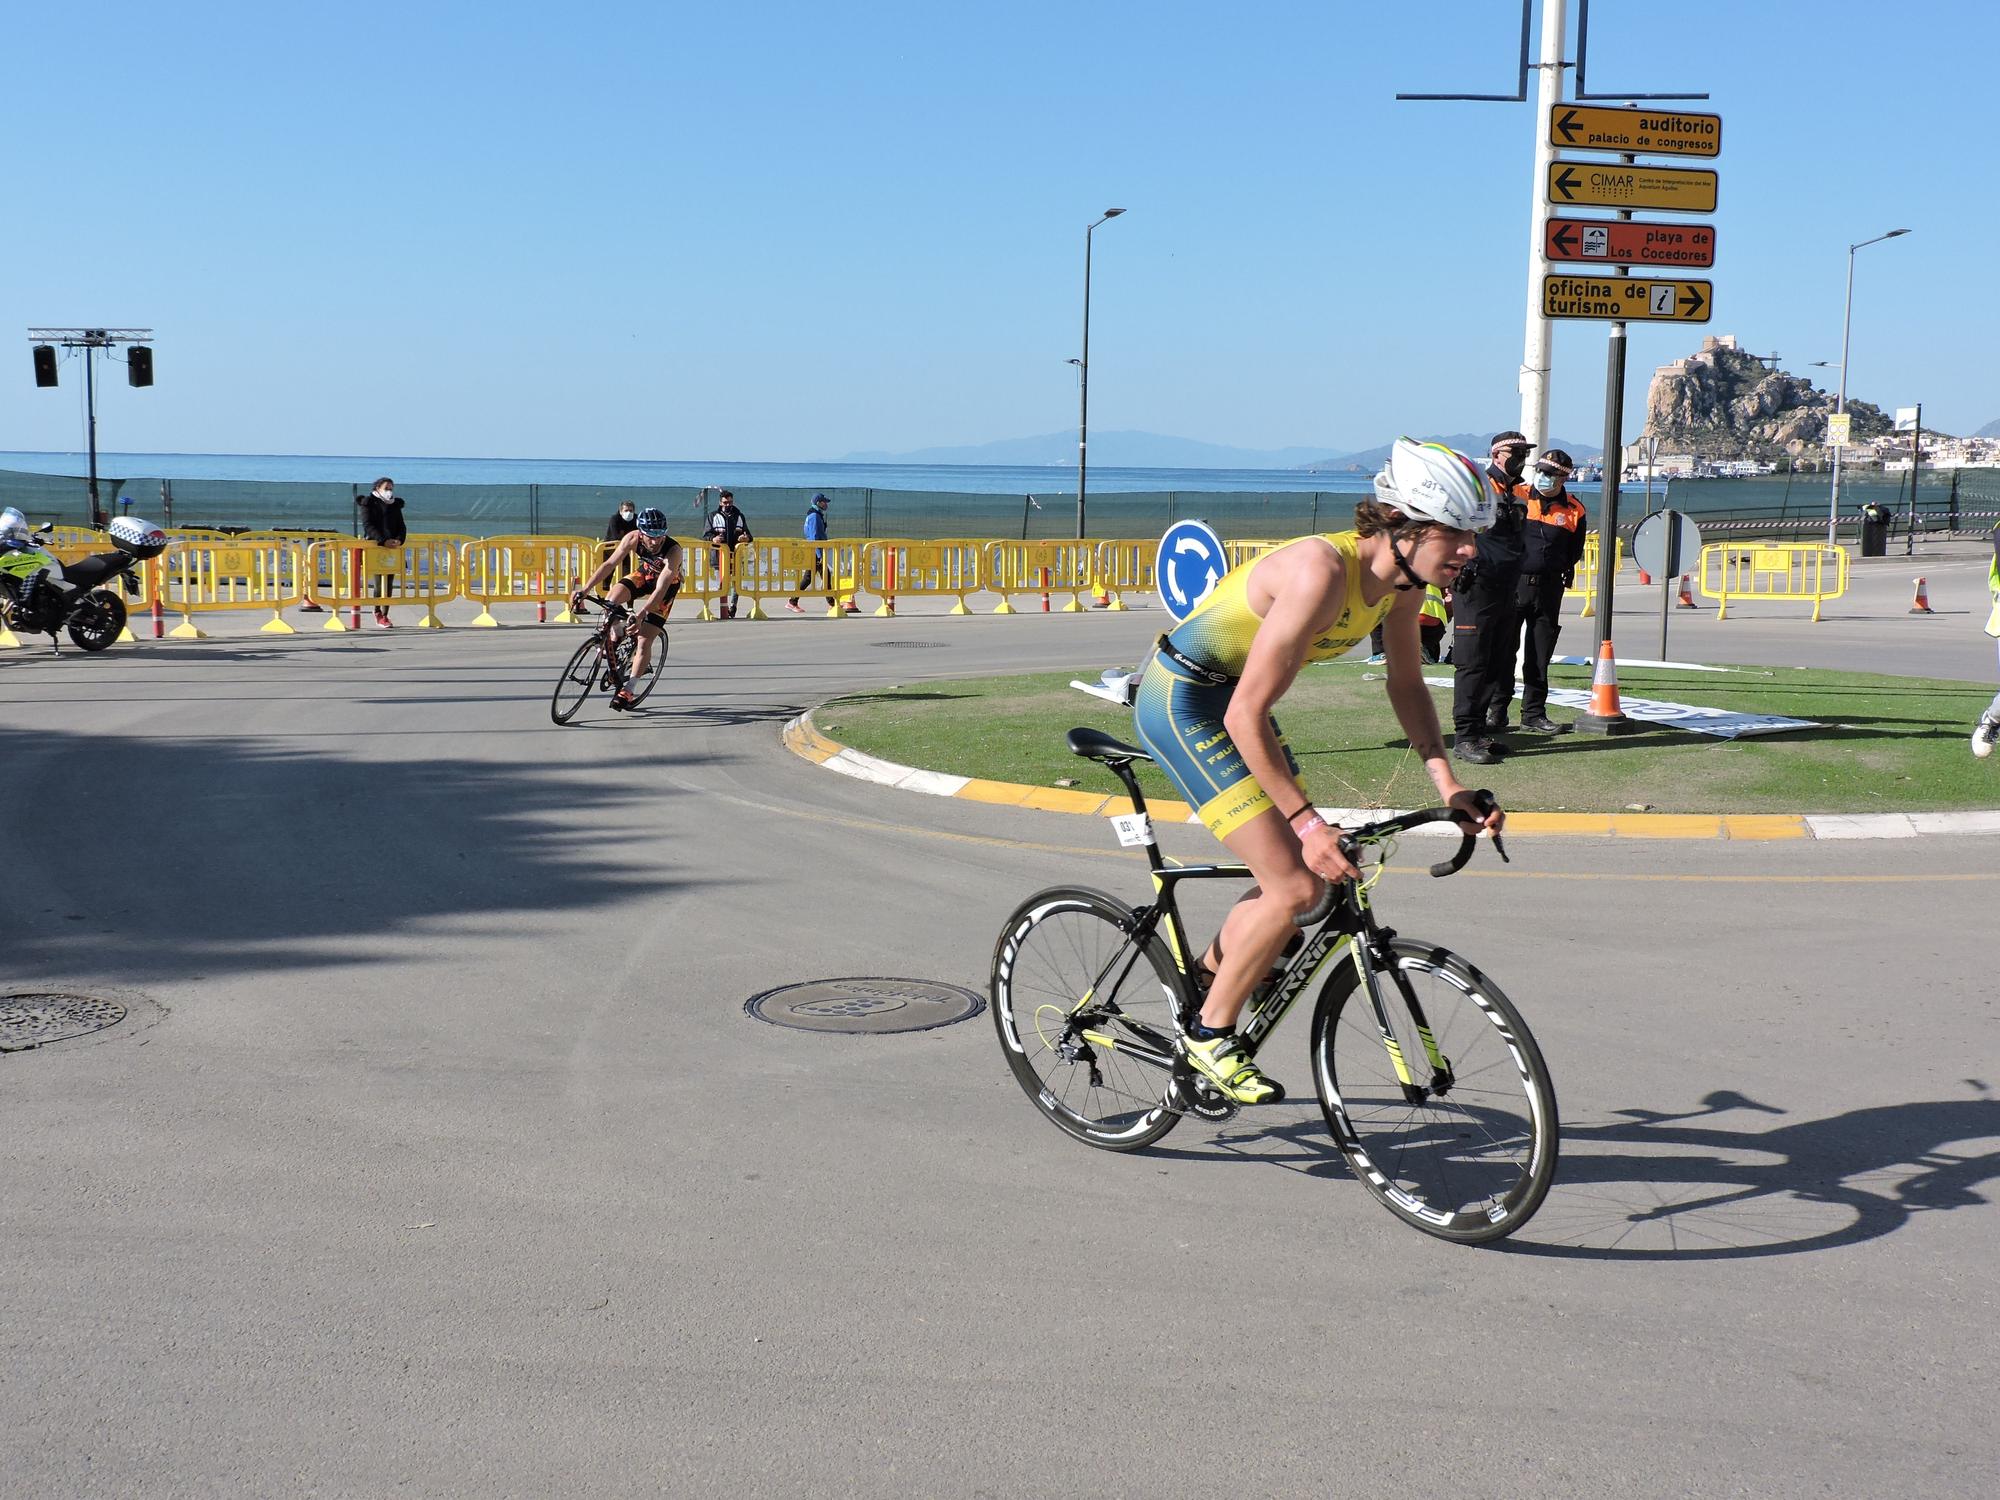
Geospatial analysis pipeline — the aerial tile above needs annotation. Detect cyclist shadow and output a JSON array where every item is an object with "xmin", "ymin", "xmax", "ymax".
[
  {"xmin": 1148, "ymin": 1086, "xmax": 2000, "ymax": 1259},
  {"xmin": 1508, "ymin": 1086, "xmax": 2000, "ymax": 1260}
]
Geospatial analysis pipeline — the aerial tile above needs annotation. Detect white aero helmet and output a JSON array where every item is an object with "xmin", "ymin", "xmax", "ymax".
[
  {"xmin": 0, "ymin": 506, "xmax": 27, "ymax": 545},
  {"xmin": 1377, "ymin": 437, "xmax": 1495, "ymax": 532}
]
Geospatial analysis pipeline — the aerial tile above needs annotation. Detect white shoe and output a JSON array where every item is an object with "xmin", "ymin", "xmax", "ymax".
[{"xmin": 1974, "ymin": 714, "xmax": 2000, "ymax": 760}]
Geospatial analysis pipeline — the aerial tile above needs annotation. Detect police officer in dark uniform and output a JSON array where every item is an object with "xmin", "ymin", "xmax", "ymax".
[
  {"xmin": 1451, "ymin": 432, "xmax": 1534, "ymax": 765},
  {"xmin": 1513, "ymin": 448, "xmax": 1589, "ymax": 733}
]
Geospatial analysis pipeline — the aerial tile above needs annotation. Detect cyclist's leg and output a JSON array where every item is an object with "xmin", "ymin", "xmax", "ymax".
[
  {"xmin": 630, "ymin": 616, "xmax": 662, "ymax": 676},
  {"xmin": 605, "ymin": 580, "xmax": 636, "ymax": 654},
  {"xmin": 1203, "ymin": 802, "xmax": 1317, "ymax": 1032}
]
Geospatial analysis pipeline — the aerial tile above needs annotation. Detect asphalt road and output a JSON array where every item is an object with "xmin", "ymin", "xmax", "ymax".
[{"xmin": 3, "ymin": 567, "xmax": 1995, "ymax": 1498}]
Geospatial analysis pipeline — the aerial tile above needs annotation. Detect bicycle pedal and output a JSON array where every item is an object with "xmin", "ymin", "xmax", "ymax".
[{"xmin": 1169, "ymin": 1062, "xmax": 1239, "ymax": 1123}]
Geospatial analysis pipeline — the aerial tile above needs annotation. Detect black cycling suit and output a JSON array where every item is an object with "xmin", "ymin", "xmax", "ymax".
[{"xmin": 617, "ymin": 534, "xmax": 681, "ymax": 627}]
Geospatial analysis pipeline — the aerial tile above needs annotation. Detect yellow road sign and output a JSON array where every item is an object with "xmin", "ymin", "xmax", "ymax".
[
  {"xmin": 1542, "ymin": 275, "xmax": 1712, "ymax": 323},
  {"xmin": 1548, "ymin": 161, "xmax": 1717, "ymax": 213},
  {"xmin": 1549, "ymin": 105, "xmax": 1722, "ymax": 158}
]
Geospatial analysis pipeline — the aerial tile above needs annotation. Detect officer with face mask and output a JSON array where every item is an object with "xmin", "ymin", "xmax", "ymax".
[
  {"xmin": 604, "ymin": 500, "xmax": 639, "ymax": 544},
  {"xmin": 1512, "ymin": 449, "xmax": 1589, "ymax": 733},
  {"xmin": 1450, "ymin": 431, "xmax": 1534, "ymax": 764}
]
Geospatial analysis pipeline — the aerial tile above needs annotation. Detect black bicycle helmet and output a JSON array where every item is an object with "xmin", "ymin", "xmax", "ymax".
[{"xmin": 634, "ymin": 507, "xmax": 671, "ymax": 538}]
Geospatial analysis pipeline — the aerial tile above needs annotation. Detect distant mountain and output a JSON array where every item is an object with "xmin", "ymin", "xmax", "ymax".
[
  {"xmin": 838, "ymin": 430, "xmax": 1348, "ymax": 470},
  {"xmin": 1320, "ymin": 433, "xmax": 1601, "ymax": 473},
  {"xmin": 1975, "ymin": 417, "xmax": 2000, "ymax": 439}
]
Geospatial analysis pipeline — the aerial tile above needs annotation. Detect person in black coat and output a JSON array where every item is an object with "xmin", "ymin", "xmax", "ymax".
[
  {"xmin": 358, "ymin": 477, "xmax": 408, "ymax": 628},
  {"xmin": 604, "ymin": 501, "xmax": 638, "ymax": 544},
  {"xmin": 1450, "ymin": 433, "xmax": 1533, "ymax": 763}
]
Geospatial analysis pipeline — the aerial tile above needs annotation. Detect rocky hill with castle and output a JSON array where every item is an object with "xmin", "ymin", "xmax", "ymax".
[{"xmin": 1640, "ymin": 334, "xmax": 1899, "ymax": 462}]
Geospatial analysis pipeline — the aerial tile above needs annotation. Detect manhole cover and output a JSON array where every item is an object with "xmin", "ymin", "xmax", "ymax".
[
  {"xmin": 745, "ymin": 977, "xmax": 984, "ymax": 1035},
  {"xmin": 0, "ymin": 991, "xmax": 130, "ymax": 1053}
]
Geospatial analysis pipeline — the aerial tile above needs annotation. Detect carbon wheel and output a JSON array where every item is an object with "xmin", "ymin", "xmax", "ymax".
[
  {"xmin": 66, "ymin": 590, "xmax": 127, "ymax": 652},
  {"xmin": 550, "ymin": 636, "xmax": 600, "ymax": 725},
  {"xmin": 991, "ymin": 886, "xmax": 1185, "ymax": 1152},
  {"xmin": 1310, "ymin": 937, "xmax": 1558, "ymax": 1244}
]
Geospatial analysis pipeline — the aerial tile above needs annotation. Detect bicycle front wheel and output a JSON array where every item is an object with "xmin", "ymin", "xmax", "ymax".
[
  {"xmin": 1310, "ymin": 937, "xmax": 1557, "ymax": 1244},
  {"xmin": 991, "ymin": 886, "xmax": 1186, "ymax": 1152},
  {"xmin": 620, "ymin": 630, "xmax": 668, "ymax": 706},
  {"xmin": 550, "ymin": 637, "xmax": 600, "ymax": 725}
]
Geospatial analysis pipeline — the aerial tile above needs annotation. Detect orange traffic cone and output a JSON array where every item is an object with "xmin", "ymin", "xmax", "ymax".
[
  {"xmin": 1908, "ymin": 577, "xmax": 1935, "ymax": 615},
  {"xmin": 1677, "ymin": 573, "xmax": 1697, "ymax": 610},
  {"xmin": 1637, "ymin": 567, "xmax": 1652, "ymax": 586},
  {"xmin": 1574, "ymin": 639, "xmax": 1640, "ymax": 735}
]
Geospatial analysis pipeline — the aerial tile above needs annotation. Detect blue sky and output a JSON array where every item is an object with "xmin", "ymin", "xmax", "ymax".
[{"xmin": 2, "ymin": 0, "xmax": 1993, "ymax": 462}]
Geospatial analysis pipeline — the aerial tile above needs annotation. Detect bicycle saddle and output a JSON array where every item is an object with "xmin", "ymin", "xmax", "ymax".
[{"xmin": 1066, "ymin": 727, "xmax": 1153, "ymax": 764}]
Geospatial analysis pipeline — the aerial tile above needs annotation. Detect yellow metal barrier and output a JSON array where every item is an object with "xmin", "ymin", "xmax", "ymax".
[
  {"xmin": 724, "ymin": 540, "xmax": 865, "ymax": 619},
  {"xmin": 1698, "ymin": 541, "xmax": 1849, "ymax": 622},
  {"xmin": 1224, "ymin": 539, "xmax": 1281, "ymax": 570},
  {"xmin": 983, "ymin": 540, "xmax": 1097, "ymax": 614},
  {"xmin": 1092, "ymin": 539, "xmax": 1155, "ymax": 612},
  {"xmin": 1559, "ymin": 534, "xmax": 1630, "ymax": 618},
  {"xmin": 461, "ymin": 536, "xmax": 597, "ymax": 626},
  {"xmin": 858, "ymin": 539, "xmax": 981, "ymax": 616},
  {"xmin": 678, "ymin": 540, "xmax": 732, "ymax": 621},
  {"xmin": 155, "ymin": 538, "xmax": 306, "ymax": 638},
  {"xmin": 303, "ymin": 534, "xmax": 462, "ymax": 630}
]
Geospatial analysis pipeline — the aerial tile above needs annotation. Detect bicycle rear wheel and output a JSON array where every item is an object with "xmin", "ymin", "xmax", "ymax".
[
  {"xmin": 991, "ymin": 886, "xmax": 1185, "ymax": 1151},
  {"xmin": 619, "ymin": 630, "xmax": 668, "ymax": 706},
  {"xmin": 550, "ymin": 636, "xmax": 600, "ymax": 725},
  {"xmin": 1310, "ymin": 937, "xmax": 1557, "ymax": 1244}
]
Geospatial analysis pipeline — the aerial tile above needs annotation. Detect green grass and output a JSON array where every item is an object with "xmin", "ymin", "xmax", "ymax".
[{"xmin": 817, "ymin": 660, "xmax": 2000, "ymax": 815}]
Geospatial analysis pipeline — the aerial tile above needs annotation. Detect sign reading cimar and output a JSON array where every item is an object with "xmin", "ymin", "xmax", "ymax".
[
  {"xmin": 1543, "ymin": 275, "xmax": 1712, "ymax": 324},
  {"xmin": 1547, "ymin": 161, "xmax": 1718, "ymax": 213},
  {"xmin": 1548, "ymin": 104, "xmax": 1722, "ymax": 158}
]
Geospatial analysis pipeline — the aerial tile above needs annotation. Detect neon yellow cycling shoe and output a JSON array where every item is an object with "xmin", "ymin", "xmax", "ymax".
[{"xmin": 1181, "ymin": 1030, "xmax": 1285, "ymax": 1106}]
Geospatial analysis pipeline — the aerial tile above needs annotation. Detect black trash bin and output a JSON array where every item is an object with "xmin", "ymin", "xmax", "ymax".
[{"xmin": 1859, "ymin": 505, "xmax": 1891, "ymax": 557}]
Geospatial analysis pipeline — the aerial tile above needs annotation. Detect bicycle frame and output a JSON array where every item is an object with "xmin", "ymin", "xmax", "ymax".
[{"xmin": 1066, "ymin": 758, "xmax": 1457, "ymax": 1108}]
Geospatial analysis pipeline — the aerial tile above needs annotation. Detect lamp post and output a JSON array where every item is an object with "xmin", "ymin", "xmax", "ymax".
[
  {"xmin": 1826, "ymin": 229, "xmax": 1910, "ymax": 544},
  {"xmin": 1075, "ymin": 207, "xmax": 1125, "ymax": 540}
]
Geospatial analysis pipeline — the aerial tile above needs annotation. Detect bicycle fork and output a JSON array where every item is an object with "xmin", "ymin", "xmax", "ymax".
[{"xmin": 1352, "ymin": 930, "xmax": 1454, "ymax": 1105}]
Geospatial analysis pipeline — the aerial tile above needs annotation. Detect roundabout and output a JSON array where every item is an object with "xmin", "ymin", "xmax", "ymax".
[{"xmin": 3, "ymin": 590, "xmax": 1995, "ymax": 1496}]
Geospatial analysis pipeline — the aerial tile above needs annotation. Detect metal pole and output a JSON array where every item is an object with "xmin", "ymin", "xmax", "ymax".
[
  {"xmin": 1827, "ymin": 246, "xmax": 1855, "ymax": 545},
  {"xmin": 1077, "ymin": 225, "xmax": 1093, "ymax": 540},
  {"xmin": 1592, "ymin": 323, "xmax": 1627, "ymax": 650},
  {"xmin": 84, "ymin": 342, "xmax": 102, "ymax": 527},
  {"xmin": 1905, "ymin": 401, "xmax": 1920, "ymax": 556},
  {"xmin": 1516, "ymin": 0, "xmax": 1568, "ymax": 447}
]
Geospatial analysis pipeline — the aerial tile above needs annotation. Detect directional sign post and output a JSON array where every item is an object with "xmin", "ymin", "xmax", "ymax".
[
  {"xmin": 1544, "ymin": 218, "xmax": 1715, "ymax": 269},
  {"xmin": 1543, "ymin": 275, "xmax": 1711, "ymax": 324},
  {"xmin": 1549, "ymin": 105, "xmax": 1722, "ymax": 158},
  {"xmin": 1548, "ymin": 161, "xmax": 1718, "ymax": 214}
]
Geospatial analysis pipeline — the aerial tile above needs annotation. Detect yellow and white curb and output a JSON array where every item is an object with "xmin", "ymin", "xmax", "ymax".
[{"xmin": 783, "ymin": 710, "xmax": 2000, "ymax": 840}]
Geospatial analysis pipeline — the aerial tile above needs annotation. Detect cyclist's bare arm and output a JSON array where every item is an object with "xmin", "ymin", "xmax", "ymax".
[
  {"xmin": 1381, "ymin": 593, "xmax": 1505, "ymax": 836},
  {"xmin": 641, "ymin": 544, "xmax": 684, "ymax": 616},
  {"xmin": 1224, "ymin": 541, "xmax": 1357, "ymax": 881},
  {"xmin": 577, "ymin": 534, "xmax": 637, "ymax": 599}
]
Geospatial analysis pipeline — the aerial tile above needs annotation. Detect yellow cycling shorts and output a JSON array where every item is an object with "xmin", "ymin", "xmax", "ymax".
[{"xmin": 1131, "ymin": 651, "xmax": 1299, "ymax": 840}]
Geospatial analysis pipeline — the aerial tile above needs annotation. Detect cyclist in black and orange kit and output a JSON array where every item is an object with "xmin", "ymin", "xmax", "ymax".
[{"xmin": 572, "ymin": 507, "xmax": 683, "ymax": 711}]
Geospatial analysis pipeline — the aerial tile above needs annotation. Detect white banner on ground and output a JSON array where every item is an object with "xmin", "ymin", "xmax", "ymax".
[{"xmin": 1422, "ymin": 677, "xmax": 1820, "ymax": 739}]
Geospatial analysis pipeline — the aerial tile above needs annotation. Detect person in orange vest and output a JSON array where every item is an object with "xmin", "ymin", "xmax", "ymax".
[{"xmin": 1511, "ymin": 448, "xmax": 1590, "ymax": 734}]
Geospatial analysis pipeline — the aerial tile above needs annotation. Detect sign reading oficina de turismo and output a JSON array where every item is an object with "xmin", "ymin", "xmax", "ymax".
[{"xmin": 1156, "ymin": 520, "xmax": 1228, "ymax": 622}]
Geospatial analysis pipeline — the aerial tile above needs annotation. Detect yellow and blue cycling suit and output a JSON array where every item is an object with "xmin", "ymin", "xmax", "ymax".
[{"xmin": 1133, "ymin": 530, "xmax": 1395, "ymax": 838}]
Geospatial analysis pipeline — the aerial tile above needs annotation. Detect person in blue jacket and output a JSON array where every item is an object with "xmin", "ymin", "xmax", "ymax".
[{"xmin": 787, "ymin": 493, "xmax": 839, "ymax": 614}]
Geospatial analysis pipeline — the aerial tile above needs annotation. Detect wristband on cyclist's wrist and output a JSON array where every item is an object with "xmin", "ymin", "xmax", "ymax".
[{"xmin": 1290, "ymin": 809, "xmax": 1327, "ymax": 840}]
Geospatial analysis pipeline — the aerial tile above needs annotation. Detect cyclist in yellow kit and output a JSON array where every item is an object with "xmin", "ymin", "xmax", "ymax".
[{"xmin": 1132, "ymin": 439, "xmax": 1507, "ymax": 1104}]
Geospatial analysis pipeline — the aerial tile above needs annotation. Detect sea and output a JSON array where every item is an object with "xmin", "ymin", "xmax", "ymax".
[{"xmin": 0, "ymin": 451, "xmax": 1375, "ymax": 496}]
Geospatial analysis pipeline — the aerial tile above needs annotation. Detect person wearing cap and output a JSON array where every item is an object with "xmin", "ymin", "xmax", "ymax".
[
  {"xmin": 1511, "ymin": 449, "xmax": 1589, "ymax": 734},
  {"xmin": 1449, "ymin": 432, "xmax": 1535, "ymax": 763},
  {"xmin": 788, "ymin": 494, "xmax": 839, "ymax": 614}
]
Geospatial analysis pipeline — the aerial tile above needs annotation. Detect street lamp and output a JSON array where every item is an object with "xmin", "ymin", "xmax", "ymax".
[
  {"xmin": 1075, "ymin": 207, "xmax": 1125, "ymax": 540},
  {"xmin": 1826, "ymin": 228, "xmax": 1910, "ymax": 544}
]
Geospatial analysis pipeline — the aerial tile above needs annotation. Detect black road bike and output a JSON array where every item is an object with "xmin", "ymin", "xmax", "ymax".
[
  {"xmin": 549, "ymin": 596, "xmax": 668, "ymax": 725},
  {"xmin": 991, "ymin": 728, "xmax": 1559, "ymax": 1244}
]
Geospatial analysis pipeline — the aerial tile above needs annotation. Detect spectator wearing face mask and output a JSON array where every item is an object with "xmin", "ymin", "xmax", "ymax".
[
  {"xmin": 604, "ymin": 501, "xmax": 639, "ymax": 544},
  {"xmin": 1510, "ymin": 449, "xmax": 1589, "ymax": 734},
  {"xmin": 1450, "ymin": 432, "xmax": 1534, "ymax": 764}
]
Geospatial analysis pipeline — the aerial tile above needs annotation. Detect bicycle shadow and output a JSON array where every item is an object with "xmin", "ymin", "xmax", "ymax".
[{"xmin": 1151, "ymin": 1086, "xmax": 2000, "ymax": 1259}]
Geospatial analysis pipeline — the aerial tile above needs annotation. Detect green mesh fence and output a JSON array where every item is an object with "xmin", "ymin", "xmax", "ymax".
[{"xmin": 0, "ymin": 468, "xmax": 1366, "ymax": 542}]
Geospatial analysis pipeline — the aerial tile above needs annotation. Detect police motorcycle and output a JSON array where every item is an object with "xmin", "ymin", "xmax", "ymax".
[{"xmin": 0, "ymin": 507, "xmax": 169, "ymax": 652}]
